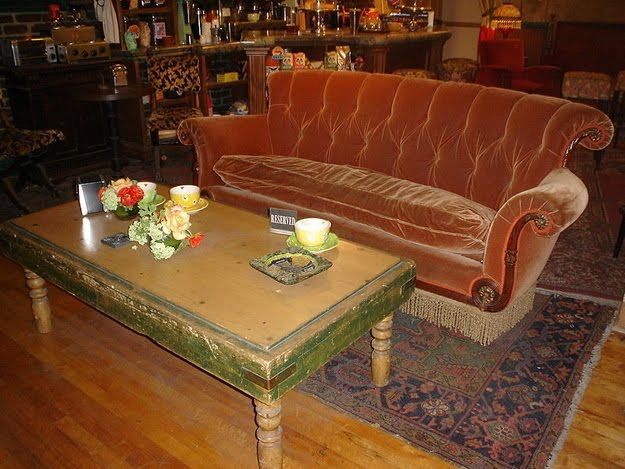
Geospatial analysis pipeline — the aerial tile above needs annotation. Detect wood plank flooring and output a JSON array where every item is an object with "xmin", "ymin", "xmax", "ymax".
[{"xmin": 1, "ymin": 254, "xmax": 624, "ymax": 468}]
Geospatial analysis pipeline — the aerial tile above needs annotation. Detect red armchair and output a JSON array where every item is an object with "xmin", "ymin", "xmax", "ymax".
[{"xmin": 476, "ymin": 39, "xmax": 562, "ymax": 96}]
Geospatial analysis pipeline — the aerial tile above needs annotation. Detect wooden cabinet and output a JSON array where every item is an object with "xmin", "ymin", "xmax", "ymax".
[{"xmin": 113, "ymin": 0, "xmax": 180, "ymax": 50}]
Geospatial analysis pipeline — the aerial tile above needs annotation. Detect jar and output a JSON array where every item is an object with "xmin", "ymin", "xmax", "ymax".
[{"xmin": 111, "ymin": 64, "xmax": 128, "ymax": 87}]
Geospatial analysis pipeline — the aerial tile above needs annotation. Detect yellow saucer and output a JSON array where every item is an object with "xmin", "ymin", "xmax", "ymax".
[
  {"xmin": 286, "ymin": 232, "xmax": 339, "ymax": 253},
  {"xmin": 183, "ymin": 197, "xmax": 209, "ymax": 215}
]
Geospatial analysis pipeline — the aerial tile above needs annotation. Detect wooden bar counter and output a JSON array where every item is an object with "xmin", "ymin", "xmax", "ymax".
[{"xmin": 242, "ymin": 28, "xmax": 451, "ymax": 113}]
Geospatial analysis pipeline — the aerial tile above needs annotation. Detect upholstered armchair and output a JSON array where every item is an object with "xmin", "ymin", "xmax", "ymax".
[
  {"xmin": 437, "ymin": 58, "xmax": 479, "ymax": 82},
  {"xmin": 0, "ymin": 110, "xmax": 64, "ymax": 213},
  {"xmin": 146, "ymin": 53, "xmax": 204, "ymax": 181},
  {"xmin": 476, "ymin": 39, "xmax": 562, "ymax": 96}
]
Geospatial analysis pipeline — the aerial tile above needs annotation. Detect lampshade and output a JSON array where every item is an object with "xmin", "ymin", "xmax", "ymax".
[{"xmin": 491, "ymin": 1, "xmax": 522, "ymax": 30}]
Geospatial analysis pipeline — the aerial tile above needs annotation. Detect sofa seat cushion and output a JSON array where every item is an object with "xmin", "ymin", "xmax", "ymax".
[{"xmin": 213, "ymin": 155, "xmax": 496, "ymax": 259}]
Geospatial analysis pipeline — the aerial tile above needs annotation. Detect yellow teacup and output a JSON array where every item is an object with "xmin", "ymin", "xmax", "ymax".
[
  {"xmin": 170, "ymin": 185, "xmax": 200, "ymax": 208},
  {"xmin": 294, "ymin": 218, "xmax": 331, "ymax": 247}
]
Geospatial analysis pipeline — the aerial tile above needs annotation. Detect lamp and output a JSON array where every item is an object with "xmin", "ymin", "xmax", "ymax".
[{"xmin": 491, "ymin": 1, "xmax": 522, "ymax": 38}]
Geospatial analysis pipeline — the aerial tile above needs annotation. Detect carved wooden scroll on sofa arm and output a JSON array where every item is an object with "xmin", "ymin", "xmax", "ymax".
[{"xmin": 478, "ymin": 168, "xmax": 588, "ymax": 311}]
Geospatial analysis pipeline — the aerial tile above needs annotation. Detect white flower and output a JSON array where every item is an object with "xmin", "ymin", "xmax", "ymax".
[{"xmin": 150, "ymin": 241, "xmax": 176, "ymax": 260}]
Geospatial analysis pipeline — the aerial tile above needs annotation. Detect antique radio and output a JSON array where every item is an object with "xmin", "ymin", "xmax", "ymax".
[
  {"xmin": 51, "ymin": 25, "xmax": 96, "ymax": 44},
  {"xmin": 1, "ymin": 38, "xmax": 57, "ymax": 66},
  {"xmin": 56, "ymin": 41, "xmax": 111, "ymax": 63}
]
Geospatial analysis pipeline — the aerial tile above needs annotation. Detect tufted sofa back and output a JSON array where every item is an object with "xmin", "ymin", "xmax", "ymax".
[{"xmin": 266, "ymin": 70, "xmax": 611, "ymax": 210}]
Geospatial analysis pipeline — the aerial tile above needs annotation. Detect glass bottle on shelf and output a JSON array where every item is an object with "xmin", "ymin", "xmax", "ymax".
[{"xmin": 140, "ymin": 0, "xmax": 153, "ymax": 8}]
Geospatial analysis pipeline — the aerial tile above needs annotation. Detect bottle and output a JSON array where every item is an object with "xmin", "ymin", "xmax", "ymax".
[
  {"xmin": 152, "ymin": 14, "xmax": 167, "ymax": 45},
  {"xmin": 182, "ymin": 0, "xmax": 193, "ymax": 44},
  {"xmin": 196, "ymin": 7, "xmax": 204, "ymax": 39}
]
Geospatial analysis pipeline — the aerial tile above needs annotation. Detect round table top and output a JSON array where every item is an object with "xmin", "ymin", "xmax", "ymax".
[{"xmin": 77, "ymin": 83, "xmax": 152, "ymax": 102}]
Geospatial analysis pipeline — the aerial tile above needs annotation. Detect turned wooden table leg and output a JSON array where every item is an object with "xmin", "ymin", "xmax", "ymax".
[
  {"xmin": 254, "ymin": 398, "xmax": 283, "ymax": 469},
  {"xmin": 371, "ymin": 313, "xmax": 393, "ymax": 387},
  {"xmin": 24, "ymin": 268, "xmax": 52, "ymax": 333}
]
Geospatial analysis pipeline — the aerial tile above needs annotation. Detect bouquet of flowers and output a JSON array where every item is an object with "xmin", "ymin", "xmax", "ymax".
[
  {"xmin": 99, "ymin": 178, "xmax": 150, "ymax": 219},
  {"xmin": 128, "ymin": 201, "xmax": 204, "ymax": 260}
]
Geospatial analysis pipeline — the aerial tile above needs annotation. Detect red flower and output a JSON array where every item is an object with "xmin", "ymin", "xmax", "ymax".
[
  {"xmin": 118, "ymin": 185, "xmax": 144, "ymax": 207},
  {"xmin": 97, "ymin": 186, "xmax": 106, "ymax": 200},
  {"xmin": 188, "ymin": 233, "xmax": 204, "ymax": 248}
]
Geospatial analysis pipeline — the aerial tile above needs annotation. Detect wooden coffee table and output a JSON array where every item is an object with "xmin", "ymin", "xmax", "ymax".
[{"xmin": 0, "ymin": 199, "xmax": 415, "ymax": 468}]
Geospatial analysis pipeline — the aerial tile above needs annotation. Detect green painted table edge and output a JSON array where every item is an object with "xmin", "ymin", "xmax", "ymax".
[{"xmin": 0, "ymin": 221, "xmax": 415, "ymax": 403}]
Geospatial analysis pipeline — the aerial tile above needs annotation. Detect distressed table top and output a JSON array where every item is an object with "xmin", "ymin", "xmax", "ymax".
[{"xmin": 0, "ymin": 200, "xmax": 415, "ymax": 401}]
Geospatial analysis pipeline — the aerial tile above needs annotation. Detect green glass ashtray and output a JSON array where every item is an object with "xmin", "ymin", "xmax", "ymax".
[{"xmin": 250, "ymin": 247, "xmax": 332, "ymax": 285}]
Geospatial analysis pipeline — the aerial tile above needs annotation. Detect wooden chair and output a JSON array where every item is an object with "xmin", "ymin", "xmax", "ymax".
[
  {"xmin": 0, "ymin": 110, "xmax": 64, "ymax": 213},
  {"xmin": 146, "ymin": 53, "xmax": 204, "ymax": 181}
]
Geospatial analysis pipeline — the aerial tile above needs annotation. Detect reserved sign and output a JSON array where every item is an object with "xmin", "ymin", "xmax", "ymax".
[{"xmin": 269, "ymin": 208, "xmax": 297, "ymax": 235}]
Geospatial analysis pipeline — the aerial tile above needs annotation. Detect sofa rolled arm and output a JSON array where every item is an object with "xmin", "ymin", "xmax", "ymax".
[
  {"xmin": 474, "ymin": 168, "xmax": 588, "ymax": 311},
  {"xmin": 177, "ymin": 115, "xmax": 271, "ymax": 188},
  {"xmin": 543, "ymin": 101, "xmax": 614, "ymax": 155}
]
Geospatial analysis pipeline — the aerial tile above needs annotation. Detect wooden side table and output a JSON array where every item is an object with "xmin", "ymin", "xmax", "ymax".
[{"xmin": 76, "ymin": 84, "xmax": 151, "ymax": 176}]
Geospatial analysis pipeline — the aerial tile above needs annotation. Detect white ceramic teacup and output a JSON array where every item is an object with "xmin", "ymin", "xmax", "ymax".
[
  {"xmin": 137, "ymin": 181, "xmax": 156, "ymax": 194},
  {"xmin": 294, "ymin": 218, "xmax": 331, "ymax": 247},
  {"xmin": 170, "ymin": 185, "xmax": 201, "ymax": 208}
]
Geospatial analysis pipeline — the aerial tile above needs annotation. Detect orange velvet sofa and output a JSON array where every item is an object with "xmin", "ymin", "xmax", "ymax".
[{"xmin": 178, "ymin": 70, "xmax": 613, "ymax": 344}]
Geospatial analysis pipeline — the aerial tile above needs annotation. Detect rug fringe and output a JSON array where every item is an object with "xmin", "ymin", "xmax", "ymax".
[
  {"xmin": 545, "ymin": 298, "xmax": 619, "ymax": 469},
  {"xmin": 400, "ymin": 287, "xmax": 535, "ymax": 345}
]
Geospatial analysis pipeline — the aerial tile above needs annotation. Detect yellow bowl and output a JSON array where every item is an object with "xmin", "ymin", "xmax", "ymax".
[{"xmin": 294, "ymin": 218, "xmax": 331, "ymax": 247}]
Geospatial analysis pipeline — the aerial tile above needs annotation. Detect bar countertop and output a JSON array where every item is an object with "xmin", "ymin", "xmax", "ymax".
[
  {"xmin": 239, "ymin": 27, "xmax": 451, "ymax": 48},
  {"xmin": 110, "ymin": 26, "xmax": 451, "ymax": 59}
]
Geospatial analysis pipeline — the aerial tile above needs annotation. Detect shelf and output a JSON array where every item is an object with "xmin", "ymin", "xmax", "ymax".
[
  {"xmin": 123, "ymin": 6, "xmax": 170, "ymax": 16},
  {"xmin": 206, "ymin": 79, "xmax": 248, "ymax": 89}
]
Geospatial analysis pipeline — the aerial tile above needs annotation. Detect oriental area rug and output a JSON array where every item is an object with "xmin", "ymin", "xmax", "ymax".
[
  {"xmin": 537, "ymin": 147, "xmax": 625, "ymax": 301},
  {"xmin": 298, "ymin": 294, "xmax": 617, "ymax": 469}
]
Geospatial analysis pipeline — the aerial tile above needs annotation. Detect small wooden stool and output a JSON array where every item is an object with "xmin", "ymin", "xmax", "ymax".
[
  {"xmin": 561, "ymin": 71, "xmax": 614, "ymax": 169},
  {"xmin": 614, "ymin": 203, "xmax": 625, "ymax": 258}
]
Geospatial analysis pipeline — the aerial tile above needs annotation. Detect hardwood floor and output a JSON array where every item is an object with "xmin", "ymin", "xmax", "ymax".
[{"xmin": 1, "ymin": 254, "xmax": 624, "ymax": 468}]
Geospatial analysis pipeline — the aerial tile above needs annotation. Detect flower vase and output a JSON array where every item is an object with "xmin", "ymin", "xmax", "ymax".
[{"xmin": 114, "ymin": 205, "xmax": 140, "ymax": 220}]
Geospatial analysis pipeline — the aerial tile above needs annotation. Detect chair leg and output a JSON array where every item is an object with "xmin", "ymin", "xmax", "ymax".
[
  {"xmin": 593, "ymin": 150, "xmax": 604, "ymax": 170},
  {"xmin": 32, "ymin": 163, "xmax": 58, "ymax": 197},
  {"xmin": 612, "ymin": 91, "xmax": 623, "ymax": 148},
  {"xmin": 151, "ymin": 129, "xmax": 162, "ymax": 182},
  {"xmin": 614, "ymin": 206, "xmax": 625, "ymax": 258},
  {"xmin": 1, "ymin": 176, "xmax": 30, "ymax": 214}
]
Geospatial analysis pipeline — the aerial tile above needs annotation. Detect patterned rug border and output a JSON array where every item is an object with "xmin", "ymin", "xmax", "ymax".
[
  {"xmin": 535, "ymin": 287, "xmax": 623, "ymax": 307},
  {"xmin": 297, "ymin": 294, "xmax": 618, "ymax": 469},
  {"xmin": 545, "ymin": 302, "xmax": 617, "ymax": 468}
]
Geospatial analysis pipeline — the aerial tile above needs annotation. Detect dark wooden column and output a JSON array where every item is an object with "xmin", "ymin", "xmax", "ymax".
[
  {"xmin": 368, "ymin": 46, "xmax": 390, "ymax": 73},
  {"xmin": 246, "ymin": 47, "xmax": 271, "ymax": 115}
]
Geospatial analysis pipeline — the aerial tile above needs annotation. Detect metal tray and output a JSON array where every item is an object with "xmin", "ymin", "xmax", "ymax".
[{"xmin": 249, "ymin": 247, "xmax": 332, "ymax": 285}]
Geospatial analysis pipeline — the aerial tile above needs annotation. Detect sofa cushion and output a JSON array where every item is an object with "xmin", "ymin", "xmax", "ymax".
[{"xmin": 213, "ymin": 155, "xmax": 496, "ymax": 260}]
